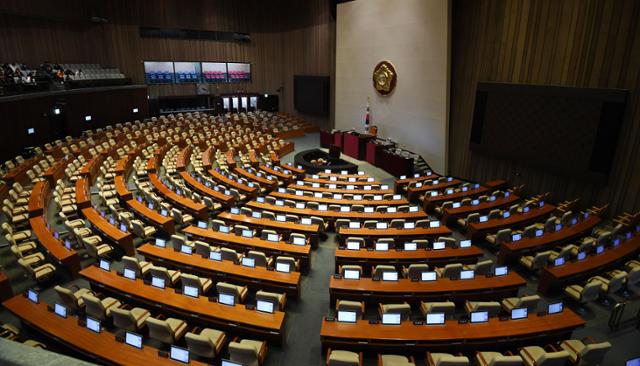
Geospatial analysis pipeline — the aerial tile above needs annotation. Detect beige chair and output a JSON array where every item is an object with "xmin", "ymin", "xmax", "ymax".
[
  {"xmin": 475, "ymin": 351, "xmax": 523, "ymax": 366},
  {"xmin": 131, "ymin": 220, "xmax": 157, "ymax": 238},
  {"xmin": 420, "ymin": 301, "xmax": 456, "ymax": 318},
  {"xmin": 10, "ymin": 245, "xmax": 44, "ymax": 267},
  {"xmin": 327, "ymin": 349, "xmax": 362, "ymax": 366},
  {"xmin": 181, "ymin": 273, "xmax": 213, "ymax": 294},
  {"xmin": 2, "ymin": 222, "xmax": 31, "ymax": 242},
  {"xmin": 519, "ymin": 346, "xmax": 570, "ymax": 366},
  {"xmin": 145, "ymin": 316, "xmax": 188, "ymax": 344},
  {"xmin": 216, "ymin": 282, "xmax": 248, "ymax": 303},
  {"xmin": 110, "ymin": 307, "xmax": 150, "ymax": 332},
  {"xmin": 194, "ymin": 241, "xmax": 212, "ymax": 257},
  {"xmin": 228, "ymin": 338, "xmax": 267, "ymax": 366},
  {"xmin": 54, "ymin": 285, "xmax": 94, "ymax": 312},
  {"xmin": 372, "ymin": 265, "xmax": 397, "ymax": 278},
  {"xmin": 256, "ymin": 290, "xmax": 287, "ymax": 311},
  {"xmin": 564, "ymin": 281, "xmax": 602, "ymax": 304},
  {"xmin": 589, "ymin": 270, "xmax": 627, "ymax": 294},
  {"xmin": 559, "ymin": 338, "xmax": 611, "ymax": 365},
  {"xmin": 149, "ymin": 266, "xmax": 181, "ymax": 286},
  {"xmin": 275, "ymin": 256, "xmax": 300, "ymax": 272},
  {"xmin": 336, "ymin": 300, "xmax": 365, "ymax": 319},
  {"xmin": 247, "ymin": 250, "xmax": 273, "ymax": 267},
  {"xmin": 465, "ymin": 259, "xmax": 494, "ymax": 276},
  {"xmin": 185, "ymin": 328, "xmax": 227, "ymax": 358},
  {"xmin": 378, "ymin": 354, "xmax": 415, "ymax": 366},
  {"xmin": 221, "ymin": 247, "xmax": 243, "ymax": 262},
  {"xmin": 465, "ymin": 301, "xmax": 501, "ymax": 317},
  {"xmin": 436, "ymin": 263, "xmax": 463, "ymax": 279},
  {"xmin": 378, "ymin": 302, "xmax": 411, "ymax": 321},
  {"xmin": 427, "ymin": 352, "xmax": 470, "ymax": 366},
  {"xmin": 487, "ymin": 229, "xmax": 512, "ymax": 246},
  {"xmin": 81, "ymin": 294, "xmax": 121, "ymax": 321},
  {"xmin": 122, "ymin": 256, "xmax": 152, "ymax": 278},
  {"xmin": 83, "ymin": 238, "xmax": 113, "ymax": 259},
  {"xmin": 519, "ymin": 251, "xmax": 553, "ymax": 271},
  {"xmin": 501, "ymin": 295, "xmax": 541, "ymax": 312},
  {"xmin": 403, "ymin": 264, "xmax": 430, "ymax": 280},
  {"xmin": 18, "ymin": 259, "xmax": 55, "ymax": 283},
  {"xmin": 5, "ymin": 234, "xmax": 37, "ymax": 254}
]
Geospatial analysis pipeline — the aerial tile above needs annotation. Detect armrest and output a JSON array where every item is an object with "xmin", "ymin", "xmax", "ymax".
[{"xmin": 545, "ymin": 343, "xmax": 560, "ymax": 352}]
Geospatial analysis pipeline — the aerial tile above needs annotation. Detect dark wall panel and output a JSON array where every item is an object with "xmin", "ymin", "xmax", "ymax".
[{"xmin": 449, "ymin": 0, "xmax": 640, "ymax": 215}]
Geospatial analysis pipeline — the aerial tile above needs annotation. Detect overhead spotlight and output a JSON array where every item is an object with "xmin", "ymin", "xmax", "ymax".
[
  {"xmin": 53, "ymin": 108, "xmax": 61, "ymax": 115},
  {"xmin": 85, "ymin": 115, "xmax": 92, "ymax": 121},
  {"xmin": 132, "ymin": 108, "xmax": 139, "ymax": 113}
]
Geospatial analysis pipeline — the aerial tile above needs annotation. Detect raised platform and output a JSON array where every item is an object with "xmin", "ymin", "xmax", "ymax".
[{"xmin": 293, "ymin": 148, "xmax": 358, "ymax": 174}]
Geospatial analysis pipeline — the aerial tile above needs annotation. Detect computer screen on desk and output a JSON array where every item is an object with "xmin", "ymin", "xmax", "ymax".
[
  {"xmin": 452, "ymin": 202, "xmax": 461, "ymax": 209},
  {"xmin": 334, "ymin": 194, "xmax": 343, "ymax": 199},
  {"xmin": 375, "ymin": 242, "xmax": 389, "ymax": 251},
  {"xmin": 554, "ymin": 257, "xmax": 565, "ymax": 266},
  {"xmin": 318, "ymin": 205, "xmax": 328, "ymax": 211},
  {"xmin": 426, "ymin": 313, "xmax": 446, "ymax": 325},
  {"xmin": 219, "ymin": 293, "xmax": 235, "ymax": 306},
  {"xmin": 54, "ymin": 303, "xmax": 67, "ymax": 318},
  {"xmin": 267, "ymin": 233, "xmax": 279, "ymax": 242},
  {"xmin": 86, "ymin": 316, "xmax": 100, "ymax": 333},
  {"xmin": 409, "ymin": 206, "xmax": 419, "ymax": 212},
  {"xmin": 292, "ymin": 236, "xmax": 306, "ymax": 245},
  {"xmin": 596, "ymin": 245, "xmax": 604, "ymax": 254},
  {"xmin": 382, "ymin": 272, "xmax": 398, "ymax": 281},
  {"xmin": 183, "ymin": 285, "xmax": 199, "ymax": 298},
  {"xmin": 346, "ymin": 241, "xmax": 360, "ymax": 250},
  {"xmin": 276, "ymin": 215, "xmax": 286, "ymax": 222},
  {"xmin": 387, "ymin": 207, "xmax": 397, "ymax": 213},
  {"xmin": 382, "ymin": 313, "xmax": 401, "ymax": 325},
  {"xmin": 151, "ymin": 276, "xmax": 165, "ymax": 289},
  {"xmin": 511, "ymin": 308, "xmax": 528, "ymax": 320},
  {"xmin": 301, "ymin": 218, "xmax": 312, "ymax": 225},
  {"xmin": 119, "ymin": 223, "xmax": 128, "ymax": 232},
  {"xmin": 296, "ymin": 203, "xmax": 306, "ymax": 209},
  {"xmin": 503, "ymin": 212, "xmax": 511, "ymax": 218},
  {"xmin": 230, "ymin": 207, "xmax": 240, "ymax": 214},
  {"xmin": 241, "ymin": 257, "xmax": 255, "ymax": 267},
  {"xmin": 548, "ymin": 302, "xmax": 563, "ymax": 314},
  {"xmin": 252, "ymin": 212, "xmax": 262, "ymax": 219},
  {"xmin": 512, "ymin": 233, "xmax": 522, "ymax": 241},
  {"xmin": 421, "ymin": 271, "xmax": 437, "ymax": 281},
  {"xmin": 494, "ymin": 266, "xmax": 508, "ymax": 276},
  {"xmin": 276, "ymin": 262, "xmax": 291, "ymax": 273},
  {"xmin": 429, "ymin": 221, "xmax": 440, "ymax": 228},
  {"xmin": 124, "ymin": 268, "xmax": 136, "ymax": 280},
  {"xmin": 197, "ymin": 221, "xmax": 207, "ymax": 229},
  {"xmin": 459, "ymin": 240, "xmax": 472, "ymax": 248},
  {"xmin": 432, "ymin": 241, "xmax": 445, "ymax": 250},
  {"xmin": 404, "ymin": 222, "xmax": 415, "ymax": 229},
  {"xmin": 125, "ymin": 331, "xmax": 143, "ymax": 349},
  {"xmin": 376, "ymin": 222, "xmax": 388, "ymax": 229},
  {"xmin": 460, "ymin": 270, "xmax": 475, "ymax": 280},
  {"xmin": 349, "ymin": 221, "xmax": 361, "ymax": 229},
  {"xmin": 470, "ymin": 311, "xmax": 489, "ymax": 323},
  {"xmin": 404, "ymin": 242, "xmax": 417, "ymax": 251},
  {"xmin": 535, "ymin": 229, "xmax": 544, "ymax": 237},
  {"xmin": 181, "ymin": 245, "xmax": 193, "ymax": 255},
  {"xmin": 256, "ymin": 300, "xmax": 274, "ymax": 314},
  {"xmin": 577, "ymin": 251, "xmax": 587, "ymax": 261},
  {"xmin": 242, "ymin": 229, "xmax": 253, "ymax": 238},
  {"xmin": 210, "ymin": 251, "xmax": 222, "ymax": 261},
  {"xmin": 344, "ymin": 269, "xmax": 360, "ymax": 280},
  {"xmin": 626, "ymin": 358, "xmax": 640, "ymax": 366},
  {"xmin": 479, "ymin": 216, "xmax": 489, "ymax": 223},
  {"xmin": 170, "ymin": 345, "xmax": 190, "ymax": 363},
  {"xmin": 340, "ymin": 206, "xmax": 350, "ymax": 212},
  {"xmin": 99, "ymin": 259, "xmax": 111, "ymax": 272},
  {"xmin": 337, "ymin": 310, "xmax": 357, "ymax": 323},
  {"xmin": 364, "ymin": 207, "xmax": 374, "ymax": 213}
]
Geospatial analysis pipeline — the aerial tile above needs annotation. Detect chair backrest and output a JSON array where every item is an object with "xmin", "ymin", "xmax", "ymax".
[
  {"xmin": 424, "ymin": 301, "xmax": 456, "ymax": 317},
  {"xmin": 581, "ymin": 281, "xmax": 602, "ymax": 302},
  {"xmin": 145, "ymin": 317, "xmax": 174, "ymax": 344},
  {"xmin": 337, "ymin": 300, "xmax": 364, "ymax": 319},
  {"xmin": 111, "ymin": 308, "xmax": 136, "ymax": 331},
  {"xmin": 247, "ymin": 251, "xmax": 269, "ymax": 267},
  {"xmin": 442, "ymin": 263, "xmax": 463, "ymax": 278},
  {"xmin": 495, "ymin": 229, "xmax": 512, "ymax": 244},
  {"xmin": 54, "ymin": 286, "xmax": 80, "ymax": 311},
  {"xmin": 122, "ymin": 256, "xmax": 143, "ymax": 278},
  {"xmin": 181, "ymin": 273, "xmax": 204, "ymax": 292},
  {"xmin": 407, "ymin": 264, "xmax": 429, "ymax": 280},
  {"xmin": 373, "ymin": 265, "xmax": 396, "ymax": 278},
  {"xmin": 468, "ymin": 301, "xmax": 501, "ymax": 317},
  {"xmin": 229, "ymin": 341, "xmax": 259, "ymax": 366},
  {"xmin": 185, "ymin": 331, "xmax": 217, "ymax": 358},
  {"xmin": 537, "ymin": 350, "xmax": 570, "ymax": 366},
  {"xmin": 82, "ymin": 294, "xmax": 108, "ymax": 321},
  {"xmin": 474, "ymin": 260, "xmax": 494, "ymax": 275},
  {"xmin": 194, "ymin": 241, "xmax": 211, "ymax": 256},
  {"xmin": 579, "ymin": 341, "xmax": 611, "ymax": 365},
  {"xmin": 382, "ymin": 303, "xmax": 411, "ymax": 320},
  {"xmin": 487, "ymin": 354, "xmax": 523, "ymax": 366},
  {"xmin": 519, "ymin": 295, "xmax": 541, "ymax": 311}
]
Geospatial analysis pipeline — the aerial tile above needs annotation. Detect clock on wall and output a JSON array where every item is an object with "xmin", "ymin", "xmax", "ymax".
[{"xmin": 372, "ymin": 61, "xmax": 397, "ymax": 96}]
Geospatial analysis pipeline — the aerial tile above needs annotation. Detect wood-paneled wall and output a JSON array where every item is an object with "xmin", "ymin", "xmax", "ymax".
[
  {"xmin": 449, "ymin": 0, "xmax": 640, "ymax": 215},
  {"xmin": 0, "ymin": 0, "xmax": 335, "ymax": 127}
]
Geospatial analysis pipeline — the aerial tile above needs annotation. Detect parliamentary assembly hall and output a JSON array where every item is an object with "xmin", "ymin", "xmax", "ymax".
[{"xmin": 0, "ymin": 0, "xmax": 639, "ymax": 365}]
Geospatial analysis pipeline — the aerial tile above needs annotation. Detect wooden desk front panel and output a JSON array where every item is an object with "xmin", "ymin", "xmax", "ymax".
[
  {"xmin": 3, "ymin": 296, "xmax": 205, "ymax": 366},
  {"xmin": 270, "ymin": 191, "xmax": 408, "ymax": 207},
  {"xmin": 407, "ymin": 179, "xmax": 463, "ymax": 201},
  {"xmin": 148, "ymin": 173, "xmax": 208, "ymax": 219},
  {"xmin": 423, "ymin": 186, "xmax": 489, "ymax": 211},
  {"xmin": 81, "ymin": 207, "xmax": 134, "ymax": 256},
  {"xmin": 467, "ymin": 204, "xmax": 556, "ymax": 239},
  {"xmin": 138, "ymin": 244, "xmax": 301, "ymax": 299},
  {"xmin": 287, "ymin": 184, "xmax": 394, "ymax": 195},
  {"xmin": 329, "ymin": 272, "xmax": 526, "ymax": 304},
  {"xmin": 29, "ymin": 216, "xmax": 81, "ymax": 275},
  {"xmin": 337, "ymin": 227, "xmax": 453, "ymax": 244},
  {"xmin": 442, "ymin": 194, "xmax": 520, "ymax": 223},
  {"xmin": 80, "ymin": 266, "xmax": 286, "ymax": 344},
  {"xmin": 126, "ymin": 199, "xmax": 176, "ymax": 234}
]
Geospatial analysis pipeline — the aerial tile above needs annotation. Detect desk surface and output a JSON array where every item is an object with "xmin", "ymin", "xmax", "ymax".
[
  {"xmin": 126, "ymin": 199, "xmax": 176, "ymax": 234},
  {"xmin": 468, "ymin": 204, "xmax": 556, "ymax": 234},
  {"xmin": 498, "ymin": 216, "xmax": 602, "ymax": 264},
  {"xmin": 208, "ymin": 169, "xmax": 258, "ymax": 195},
  {"xmin": 395, "ymin": 173, "xmax": 440, "ymax": 186},
  {"xmin": 287, "ymin": 184, "xmax": 394, "ymax": 195},
  {"xmin": 234, "ymin": 167, "xmax": 278, "ymax": 188},
  {"xmin": 80, "ymin": 266, "xmax": 286, "ymax": 342},
  {"xmin": 138, "ymin": 243, "xmax": 301, "ymax": 297},
  {"xmin": 148, "ymin": 173, "xmax": 208, "ymax": 219},
  {"xmin": 3, "ymin": 295, "xmax": 205, "ymax": 366},
  {"xmin": 443, "ymin": 194, "xmax": 520, "ymax": 219},
  {"xmin": 179, "ymin": 171, "xmax": 234, "ymax": 204},
  {"xmin": 303, "ymin": 177, "xmax": 382, "ymax": 186},
  {"xmin": 259, "ymin": 165, "xmax": 295, "ymax": 181},
  {"xmin": 218, "ymin": 212, "xmax": 320, "ymax": 234},
  {"xmin": 406, "ymin": 179, "xmax": 463, "ymax": 198},
  {"xmin": 81, "ymin": 207, "xmax": 134, "ymax": 255},
  {"xmin": 320, "ymin": 310, "xmax": 584, "ymax": 348},
  {"xmin": 29, "ymin": 216, "xmax": 80, "ymax": 274},
  {"xmin": 270, "ymin": 191, "xmax": 408, "ymax": 206},
  {"xmin": 27, "ymin": 181, "xmax": 48, "ymax": 217},
  {"xmin": 423, "ymin": 186, "xmax": 489, "ymax": 208},
  {"xmin": 247, "ymin": 201, "xmax": 428, "ymax": 221},
  {"xmin": 335, "ymin": 246, "xmax": 483, "ymax": 262},
  {"xmin": 337, "ymin": 226, "xmax": 452, "ymax": 239}
]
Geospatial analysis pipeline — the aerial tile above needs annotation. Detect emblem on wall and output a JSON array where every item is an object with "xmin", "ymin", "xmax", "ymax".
[{"xmin": 372, "ymin": 61, "xmax": 397, "ymax": 96}]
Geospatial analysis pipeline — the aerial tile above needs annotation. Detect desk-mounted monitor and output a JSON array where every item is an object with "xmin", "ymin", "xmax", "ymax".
[
  {"xmin": 548, "ymin": 302, "xmax": 563, "ymax": 314},
  {"xmin": 494, "ymin": 266, "xmax": 508, "ymax": 276},
  {"xmin": 170, "ymin": 345, "xmax": 190, "ymax": 363},
  {"xmin": 183, "ymin": 285, "xmax": 199, "ymax": 298},
  {"xmin": 470, "ymin": 311, "xmax": 489, "ymax": 323},
  {"xmin": 511, "ymin": 307, "xmax": 528, "ymax": 320},
  {"xmin": 276, "ymin": 262, "xmax": 291, "ymax": 273},
  {"xmin": 459, "ymin": 240, "xmax": 472, "ymax": 248},
  {"xmin": 99, "ymin": 259, "xmax": 111, "ymax": 272},
  {"xmin": 426, "ymin": 313, "xmax": 446, "ymax": 325},
  {"xmin": 381, "ymin": 313, "xmax": 401, "ymax": 325},
  {"xmin": 218, "ymin": 293, "xmax": 235, "ymax": 306},
  {"xmin": 375, "ymin": 242, "xmax": 389, "ymax": 251},
  {"xmin": 151, "ymin": 276, "xmax": 165, "ymax": 289},
  {"xmin": 382, "ymin": 271, "xmax": 398, "ymax": 281},
  {"xmin": 256, "ymin": 300, "xmax": 274, "ymax": 314},
  {"xmin": 343, "ymin": 269, "xmax": 360, "ymax": 280},
  {"xmin": 421, "ymin": 271, "xmax": 437, "ymax": 281},
  {"xmin": 125, "ymin": 331, "xmax": 143, "ymax": 349},
  {"xmin": 404, "ymin": 242, "xmax": 417, "ymax": 251},
  {"xmin": 337, "ymin": 310, "xmax": 357, "ymax": 323}
]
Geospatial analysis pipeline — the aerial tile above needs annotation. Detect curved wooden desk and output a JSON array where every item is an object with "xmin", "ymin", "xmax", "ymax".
[
  {"xmin": 320, "ymin": 310, "xmax": 584, "ymax": 353},
  {"xmin": 138, "ymin": 243, "xmax": 301, "ymax": 299},
  {"xmin": 30, "ymin": 216, "xmax": 81, "ymax": 276},
  {"xmin": 234, "ymin": 167, "xmax": 278, "ymax": 189},
  {"xmin": 538, "ymin": 231, "xmax": 640, "ymax": 294},
  {"xmin": 329, "ymin": 271, "xmax": 526, "ymax": 305},
  {"xmin": 182, "ymin": 226, "xmax": 311, "ymax": 272},
  {"xmin": 208, "ymin": 169, "xmax": 258, "ymax": 196},
  {"xmin": 126, "ymin": 199, "xmax": 176, "ymax": 235},
  {"xmin": 3, "ymin": 295, "xmax": 207, "ymax": 366},
  {"xmin": 246, "ymin": 201, "xmax": 428, "ymax": 223},
  {"xmin": 467, "ymin": 204, "xmax": 556, "ymax": 240},
  {"xmin": 80, "ymin": 266, "xmax": 286, "ymax": 344},
  {"xmin": 217, "ymin": 211, "xmax": 320, "ymax": 247},
  {"xmin": 441, "ymin": 194, "xmax": 521, "ymax": 224},
  {"xmin": 422, "ymin": 185, "xmax": 489, "ymax": 211},
  {"xmin": 269, "ymin": 191, "xmax": 408, "ymax": 207},
  {"xmin": 406, "ymin": 179, "xmax": 463, "ymax": 201},
  {"xmin": 394, "ymin": 172, "xmax": 440, "ymax": 192},
  {"xmin": 303, "ymin": 177, "xmax": 382, "ymax": 186},
  {"xmin": 498, "ymin": 215, "xmax": 602, "ymax": 264},
  {"xmin": 334, "ymin": 246, "xmax": 483, "ymax": 274},
  {"xmin": 287, "ymin": 184, "xmax": 394, "ymax": 195},
  {"xmin": 259, "ymin": 164, "xmax": 295, "ymax": 182},
  {"xmin": 337, "ymin": 226, "xmax": 452, "ymax": 245},
  {"xmin": 148, "ymin": 173, "xmax": 208, "ymax": 219},
  {"xmin": 179, "ymin": 171, "xmax": 235, "ymax": 205},
  {"xmin": 81, "ymin": 207, "xmax": 134, "ymax": 256}
]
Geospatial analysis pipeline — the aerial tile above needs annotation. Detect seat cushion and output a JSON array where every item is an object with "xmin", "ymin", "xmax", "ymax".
[{"xmin": 381, "ymin": 354, "xmax": 413, "ymax": 366}]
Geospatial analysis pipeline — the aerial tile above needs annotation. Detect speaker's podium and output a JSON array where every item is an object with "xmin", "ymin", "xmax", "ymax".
[{"xmin": 342, "ymin": 132, "xmax": 375, "ymax": 160}]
